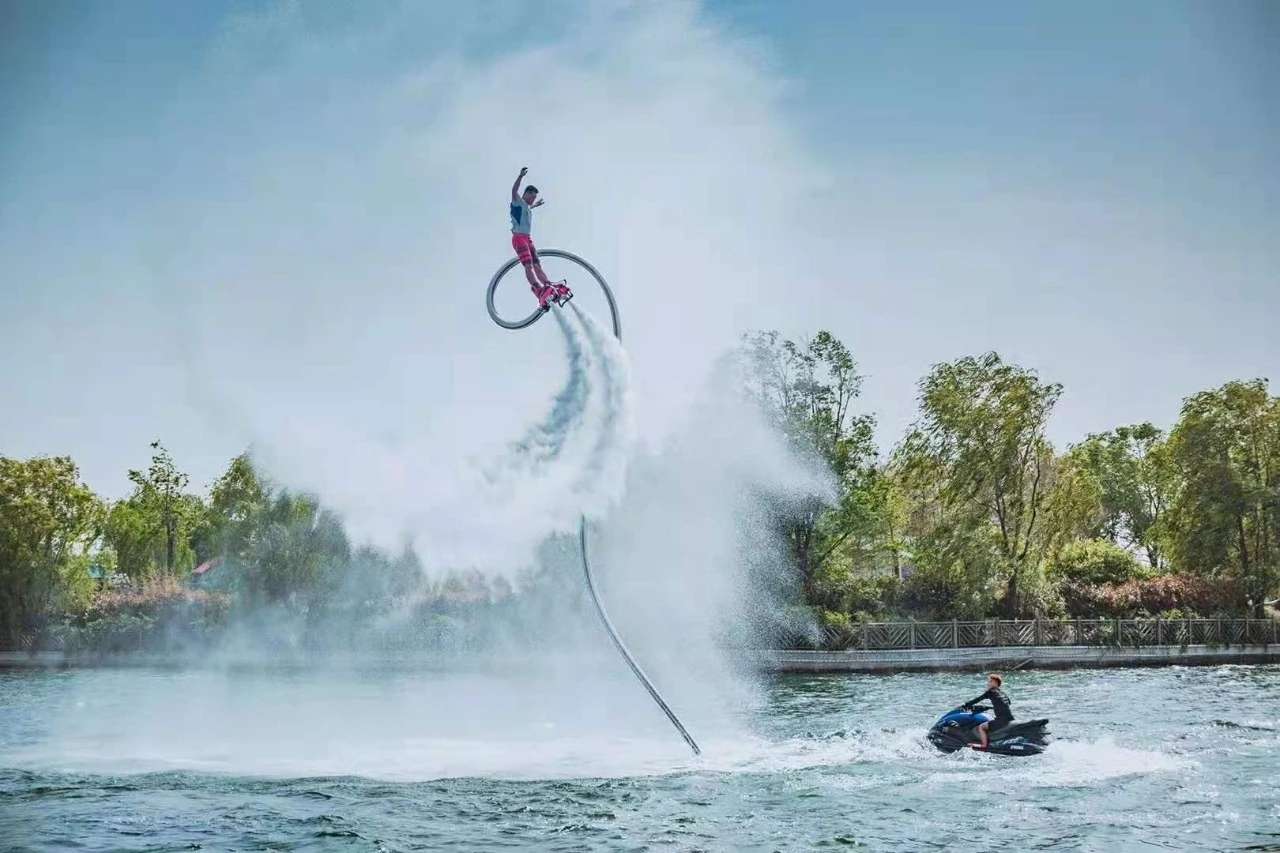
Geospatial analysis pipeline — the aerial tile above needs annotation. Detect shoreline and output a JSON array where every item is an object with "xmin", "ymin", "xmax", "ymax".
[{"xmin": 3, "ymin": 644, "xmax": 1277, "ymax": 673}]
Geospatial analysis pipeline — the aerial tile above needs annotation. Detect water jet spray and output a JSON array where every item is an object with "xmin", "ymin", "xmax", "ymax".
[{"xmin": 486, "ymin": 249, "xmax": 701, "ymax": 756}]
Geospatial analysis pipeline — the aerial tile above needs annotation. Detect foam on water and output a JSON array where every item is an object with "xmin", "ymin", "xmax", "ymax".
[
  {"xmin": 2, "ymin": 696, "xmax": 1189, "ymax": 786},
  {"xmin": 710, "ymin": 730, "xmax": 1188, "ymax": 787},
  {"xmin": 5, "ymin": 659, "xmax": 1278, "ymax": 851},
  {"xmin": 1008, "ymin": 737, "xmax": 1190, "ymax": 785}
]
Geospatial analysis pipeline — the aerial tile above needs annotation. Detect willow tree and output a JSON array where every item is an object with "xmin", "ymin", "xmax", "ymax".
[
  {"xmin": 1069, "ymin": 423, "xmax": 1175, "ymax": 570},
  {"xmin": 107, "ymin": 441, "xmax": 202, "ymax": 577},
  {"xmin": 1166, "ymin": 379, "xmax": 1279, "ymax": 615},
  {"xmin": 896, "ymin": 352, "xmax": 1062, "ymax": 616},
  {"xmin": 199, "ymin": 452, "xmax": 269, "ymax": 566},
  {"xmin": 240, "ymin": 490, "xmax": 350, "ymax": 606}
]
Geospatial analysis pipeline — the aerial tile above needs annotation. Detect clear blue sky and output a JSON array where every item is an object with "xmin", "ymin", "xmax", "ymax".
[
  {"xmin": 2, "ymin": 0, "xmax": 1277, "ymax": 499},
  {"xmin": 719, "ymin": 1, "xmax": 1277, "ymax": 214}
]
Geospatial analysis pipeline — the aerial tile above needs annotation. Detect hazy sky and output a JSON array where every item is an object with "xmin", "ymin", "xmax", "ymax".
[{"xmin": 2, "ymin": 0, "xmax": 1277, "ymax": 503}]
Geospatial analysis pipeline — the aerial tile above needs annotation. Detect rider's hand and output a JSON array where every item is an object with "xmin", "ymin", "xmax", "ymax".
[
  {"xmin": 519, "ymin": 166, "xmax": 528, "ymax": 177},
  {"xmin": 532, "ymin": 199, "xmax": 545, "ymax": 207}
]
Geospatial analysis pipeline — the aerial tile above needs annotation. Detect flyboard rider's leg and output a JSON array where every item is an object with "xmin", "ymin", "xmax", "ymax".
[
  {"xmin": 529, "ymin": 252, "xmax": 571, "ymax": 304},
  {"xmin": 531, "ymin": 247, "xmax": 572, "ymax": 307},
  {"xmin": 522, "ymin": 260, "xmax": 554, "ymax": 311},
  {"xmin": 514, "ymin": 234, "xmax": 555, "ymax": 310}
]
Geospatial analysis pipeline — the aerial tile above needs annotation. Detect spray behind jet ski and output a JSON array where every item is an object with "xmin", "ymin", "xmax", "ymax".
[{"xmin": 928, "ymin": 705, "xmax": 1051, "ymax": 757}]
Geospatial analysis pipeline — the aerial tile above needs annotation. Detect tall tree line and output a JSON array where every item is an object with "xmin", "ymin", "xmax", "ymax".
[
  {"xmin": 2, "ymin": 345, "xmax": 1278, "ymax": 646},
  {"xmin": 737, "ymin": 332, "xmax": 1280, "ymax": 623}
]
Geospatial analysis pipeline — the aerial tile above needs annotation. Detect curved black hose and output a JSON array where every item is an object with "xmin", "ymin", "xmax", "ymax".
[
  {"xmin": 487, "ymin": 248, "xmax": 700, "ymax": 756},
  {"xmin": 579, "ymin": 519, "xmax": 702, "ymax": 754}
]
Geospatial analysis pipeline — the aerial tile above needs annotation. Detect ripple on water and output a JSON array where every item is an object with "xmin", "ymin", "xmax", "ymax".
[{"xmin": 0, "ymin": 665, "xmax": 1277, "ymax": 851}]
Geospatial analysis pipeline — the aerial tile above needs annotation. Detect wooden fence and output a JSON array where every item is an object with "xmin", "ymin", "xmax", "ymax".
[{"xmin": 819, "ymin": 617, "xmax": 1279, "ymax": 650}]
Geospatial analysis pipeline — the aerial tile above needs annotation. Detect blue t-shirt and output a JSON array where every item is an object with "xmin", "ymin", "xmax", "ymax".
[{"xmin": 510, "ymin": 197, "xmax": 533, "ymax": 235}]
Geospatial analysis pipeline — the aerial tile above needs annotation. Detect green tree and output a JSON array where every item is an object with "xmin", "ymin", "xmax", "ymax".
[
  {"xmin": 0, "ymin": 456, "xmax": 103, "ymax": 646},
  {"xmin": 806, "ymin": 467, "xmax": 913, "ymax": 623},
  {"xmin": 190, "ymin": 454, "xmax": 351, "ymax": 611},
  {"xmin": 1069, "ymin": 423, "xmax": 1175, "ymax": 569},
  {"xmin": 865, "ymin": 467, "xmax": 911, "ymax": 581},
  {"xmin": 196, "ymin": 452, "xmax": 268, "ymax": 565},
  {"xmin": 895, "ymin": 352, "xmax": 1062, "ymax": 616},
  {"xmin": 103, "ymin": 497, "xmax": 164, "ymax": 579},
  {"xmin": 1165, "ymin": 379, "xmax": 1280, "ymax": 614},
  {"xmin": 106, "ymin": 441, "xmax": 203, "ymax": 578},
  {"xmin": 106, "ymin": 502, "xmax": 207, "ymax": 579},
  {"xmin": 1048, "ymin": 538, "xmax": 1146, "ymax": 586},
  {"xmin": 240, "ymin": 491, "xmax": 350, "ymax": 606},
  {"xmin": 737, "ymin": 330, "xmax": 879, "ymax": 603},
  {"xmin": 127, "ymin": 441, "xmax": 201, "ymax": 576},
  {"xmin": 1034, "ymin": 452, "xmax": 1104, "ymax": 569}
]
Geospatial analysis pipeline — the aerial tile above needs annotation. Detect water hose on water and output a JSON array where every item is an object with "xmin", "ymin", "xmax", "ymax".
[{"xmin": 486, "ymin": 249, "xmax": 702, "ymax": 756}]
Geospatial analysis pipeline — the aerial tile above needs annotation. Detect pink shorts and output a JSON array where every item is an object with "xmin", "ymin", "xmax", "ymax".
[{"xmin": 512, "ymin": 233, "xmax": 536, "ymax": 265}]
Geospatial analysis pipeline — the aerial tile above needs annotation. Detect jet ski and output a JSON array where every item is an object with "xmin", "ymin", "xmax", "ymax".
[{"xmin": 928, "ymin": 705, "xmax": 1050, "ymax": 756}]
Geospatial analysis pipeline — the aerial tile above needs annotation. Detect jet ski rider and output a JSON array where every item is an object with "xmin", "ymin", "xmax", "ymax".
[{"xmin": 963, "ymin": 672, "xmax": 1013, "ymax": 750}]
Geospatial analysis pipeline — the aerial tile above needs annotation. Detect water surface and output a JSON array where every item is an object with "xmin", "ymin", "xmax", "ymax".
[{"xmin": 2, "ymin": 665, "xmax": 1277, "ymax": 851}]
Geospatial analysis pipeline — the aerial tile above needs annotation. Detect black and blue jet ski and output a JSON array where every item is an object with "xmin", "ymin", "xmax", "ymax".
[{"xmin": 927, "ymin": 705, "xmax": 1050, "ymax": 757}]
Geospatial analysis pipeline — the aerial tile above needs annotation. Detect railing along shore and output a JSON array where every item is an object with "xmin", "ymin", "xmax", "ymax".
[{"xmin": 814, "ymin": 617, "xmax": 1278, "ymax": 651}]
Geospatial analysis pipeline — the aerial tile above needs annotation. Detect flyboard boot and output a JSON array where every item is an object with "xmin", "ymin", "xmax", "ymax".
[
  {"xmin": 550, "ymin": 280, "xmax": 573, "ymax": 307},
  {"xmin": 533, "ymin": 283, "xmax": 556, "ymax": 312}
]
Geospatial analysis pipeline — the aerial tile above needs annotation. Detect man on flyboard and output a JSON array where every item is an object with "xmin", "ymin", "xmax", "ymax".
[{"xmin": 509, "ymin": 167, "xmax": 572, "ymax": 312}]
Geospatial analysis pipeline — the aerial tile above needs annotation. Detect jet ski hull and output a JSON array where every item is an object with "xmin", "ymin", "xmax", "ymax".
[{"xmin": 928, "ymin": 708, "xmax": 1050, "ymax": 757}]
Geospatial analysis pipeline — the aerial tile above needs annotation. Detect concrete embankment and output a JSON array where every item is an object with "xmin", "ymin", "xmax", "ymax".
[
  {"xmin": 754, "ymin": 644, "xmax": 1280, "ymax": 673},
  {"xmin": 3, "ymin": 644, "xmax": 1278, "ymax": 673}
]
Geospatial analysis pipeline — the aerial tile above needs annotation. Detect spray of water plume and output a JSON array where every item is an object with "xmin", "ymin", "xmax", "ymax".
[
  {"xmin": 48, "ymin": 1, "xmax": 859, "ymax": 775},
  {"xmin": 481, "ymin": 248, "xmax": 698, "ymax": 753},
  {"xmin": 19, "ymin": 311, "xmax": 834, "ymax": 776},
  {"xmin": 580, "ymin": 353, "xmax": 836, "ymax": 737},
  {"xmin": 479, "ymin": 304, "xmax": 634, "ymax": 527},
  {"xmin": 490, "ymin": 308, "xmax": 590, "ymax": 473},
  {"xmin": 186, "ymin": 299, "xmax": 634, "ymax": 576},
  {"xmin": 453, "ymin": 303, "xmax": 634, "ymax": 577}
]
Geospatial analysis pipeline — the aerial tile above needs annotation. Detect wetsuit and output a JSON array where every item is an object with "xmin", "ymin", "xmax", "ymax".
[{"xmin": 964, "ymin": 687, "xmax": 1014, "ymax": 732}]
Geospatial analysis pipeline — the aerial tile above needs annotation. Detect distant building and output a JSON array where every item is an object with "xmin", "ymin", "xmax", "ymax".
[{"xmin": 191, "ymin": 556, "xmax": 224, "ymax": 588}]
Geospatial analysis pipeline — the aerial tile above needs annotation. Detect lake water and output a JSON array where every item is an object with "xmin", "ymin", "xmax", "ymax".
[{"xmin": 1, "ymin": 664, "xmax": 1277, "ymax": 851}]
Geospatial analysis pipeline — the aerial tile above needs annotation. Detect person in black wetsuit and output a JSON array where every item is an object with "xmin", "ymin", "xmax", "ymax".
[{"xmin": 963, "ymin": 672, "xmax": 1013, "ymax": 750}]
